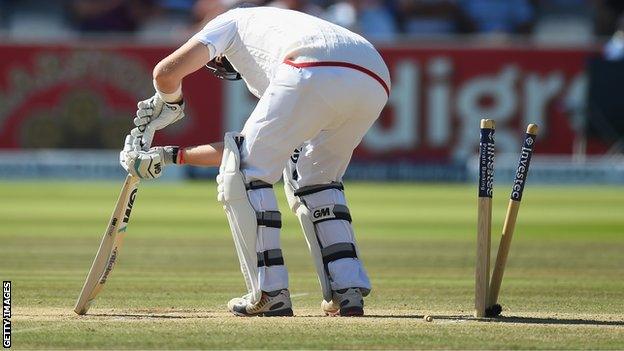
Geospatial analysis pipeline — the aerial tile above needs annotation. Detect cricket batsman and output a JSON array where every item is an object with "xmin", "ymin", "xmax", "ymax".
[{"xmin": 119, "ymin": 5, "xmax": 390, "ymax": 317}]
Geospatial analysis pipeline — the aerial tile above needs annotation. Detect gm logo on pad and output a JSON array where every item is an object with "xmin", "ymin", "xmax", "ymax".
[{"xmin": 313, "ymin": 207, "xmax": 332, "ymax": 219}]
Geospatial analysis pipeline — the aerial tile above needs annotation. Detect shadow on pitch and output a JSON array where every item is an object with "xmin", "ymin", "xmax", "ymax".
[
  {"xmin": 431, "ymin": 315, "xmax": 624, "ymax": 326},
  {"xmin": 87, "ymin": 312, "xmax": 216, "ymax": 319},
  {"xmin": 364, "ymin": 314, "xmax": 426, "ymax": 319},
  {"xmin": 480, "ymin": 315, "xmax": 624, "ymax": 326},
  {"xmin": 364, "ymin": 314, "xmax": 624, "ymax": 326}
]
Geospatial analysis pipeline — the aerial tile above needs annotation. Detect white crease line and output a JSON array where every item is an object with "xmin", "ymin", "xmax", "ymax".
[{"xmin": 434, "ymin": 319, "xmax": 470, "ymax": 325}]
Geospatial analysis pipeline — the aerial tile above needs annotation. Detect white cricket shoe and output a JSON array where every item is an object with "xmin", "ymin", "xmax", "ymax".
[
  {"xmin": 321, "ymin": 288, "xmax": 364, "ymax": 317},
  {"xmin": 228, "ymin": 289, "xmax": 294, "ymax": 317}
]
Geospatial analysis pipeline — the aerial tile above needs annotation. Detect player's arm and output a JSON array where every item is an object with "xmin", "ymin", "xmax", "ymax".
[
  {"xmin": 134, "ymin": 14, "xmax": 235, "ymax": 140},
  {"xmin": 179, "ymin": 143, "xmax": 224, "ymax": 167},
  {"xmin": 121, "ymin": 13, "xmax": 237, "ymax": 179},
  {"xmin": 133, "ymin": 39, "xmax": 214, "ymax": 146},
  {"xmin": 152, "ymin": 39, "xmax": 212, "ymax": 101},
  {"xmin": 120, "ymin": 39, "xmax": 227, "ymax": 178},
  {"xmin": 120, "ymin": 140, "xmax": 224, "ymax": 179}
]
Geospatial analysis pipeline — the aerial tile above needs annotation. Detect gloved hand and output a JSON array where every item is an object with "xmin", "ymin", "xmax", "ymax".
[
  {"xmin": 134, "ymin": 93, "xmax": 185, "ymax": 148},
  {"xmin": 119, "ymin": 134, "xmax": 178, "ymax": 179}
]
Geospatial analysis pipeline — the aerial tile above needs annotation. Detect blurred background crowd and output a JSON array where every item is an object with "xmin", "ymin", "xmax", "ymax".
[
  {"xmin": 1, "ymin": 0, "xmax": 624, "ymax": 44},
  {"xmin": 0, "ymin": 0, "xmax": 623, "ymax": 182}
]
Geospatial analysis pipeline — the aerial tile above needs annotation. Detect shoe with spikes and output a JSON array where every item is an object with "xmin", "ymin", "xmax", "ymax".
[
  {"xmin": 321, "ymin": 287, "xmax": 364, "ymax": 317},
  {"xmin": 228, "ymin": 289, "xmax": 294, "ymax": 317}
]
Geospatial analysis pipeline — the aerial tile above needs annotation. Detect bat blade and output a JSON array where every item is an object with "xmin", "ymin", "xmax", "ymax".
[{"xmin": 74, "ymin": 174, "xmax": 140, "ymax": 315}]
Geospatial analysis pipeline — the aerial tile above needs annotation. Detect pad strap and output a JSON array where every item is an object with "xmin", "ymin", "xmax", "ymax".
[
  {"xmin": 310, "ymin": 204, "xmax": 352, "ymax": 224},
  {"xmin": 294, "ymin": 182, "xmax": 344, "ymax": 197},
  {"xmin": 257, "ymin": 249, "xmax": 285, "ymax": 267},
  {"xmin": 246, "ymin": 180, "xmax": 273, "ymax": 190},
  {"xmin": 256, "ymin": 210, "xmax": 282, "ymax": 228},
  {"xmin": 321, "ymin": 242, "xmax": 357, "ymax": 265}
]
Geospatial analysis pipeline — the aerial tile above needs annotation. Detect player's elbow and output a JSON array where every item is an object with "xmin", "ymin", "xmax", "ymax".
[{"xmin": 153, "ymin": 61, "xmax": 179, "ymax": 87}]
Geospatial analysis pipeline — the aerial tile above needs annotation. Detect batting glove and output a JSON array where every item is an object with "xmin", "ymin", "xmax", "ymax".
[
  {"xmin": 120, "ymin": 134, "xmax": 179, "ymax": 179},
  {"xmin": 134, "ymin": 93, "xmax": 185, "ymax": 133}
]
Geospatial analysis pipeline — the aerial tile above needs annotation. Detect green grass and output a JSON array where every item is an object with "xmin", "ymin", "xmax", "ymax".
[{"xmin": 1, "ymin": 181, "xmax": 623, "ymax": 349}]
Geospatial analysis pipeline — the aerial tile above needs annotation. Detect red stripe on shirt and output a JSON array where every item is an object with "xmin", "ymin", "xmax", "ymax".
[{"xmin": 283, "ymin": 59, "xmax": 390, "ymax": 97}]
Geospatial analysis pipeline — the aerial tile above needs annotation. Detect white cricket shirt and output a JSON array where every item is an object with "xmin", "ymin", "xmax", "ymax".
[{"xmin": 192, "ymin": 7, "xmax": 390, "ymax": 98}]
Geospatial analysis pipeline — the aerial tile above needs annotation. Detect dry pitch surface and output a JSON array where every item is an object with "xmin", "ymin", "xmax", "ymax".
[{"xmin": 1, "ymin": 181, "xmax": 623, "ymax": 349}]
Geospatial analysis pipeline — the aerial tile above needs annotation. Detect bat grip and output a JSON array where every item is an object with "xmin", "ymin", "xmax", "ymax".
[
  {"xmin": 132, "ymin": 125, "xmax": 155, "ymax": 152},
  {"xmin": 140, "ymin": 126, "xmax": 155, "ymax": 151}
]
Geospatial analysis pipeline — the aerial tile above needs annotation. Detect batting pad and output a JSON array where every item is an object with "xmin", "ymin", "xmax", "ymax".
[{"xmin": 218, "ymin": 132, "xmax": 261, "ymax": 304}]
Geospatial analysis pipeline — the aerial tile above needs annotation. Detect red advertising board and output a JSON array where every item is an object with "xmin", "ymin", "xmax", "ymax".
[{"xmin": 0, "ymin": 43, "xmax": 605, "ymax": 162}]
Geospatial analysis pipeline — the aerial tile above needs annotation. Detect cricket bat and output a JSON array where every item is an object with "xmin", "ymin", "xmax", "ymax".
[{"xmin": 74, "ymin": 174, "xmax": 140, "ymax": 315}]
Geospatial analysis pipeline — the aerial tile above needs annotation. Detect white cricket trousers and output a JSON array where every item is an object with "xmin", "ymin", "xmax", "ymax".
[{"xmin": 239, "ymin": 60, "xmax": 390, "ymax": 293}]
